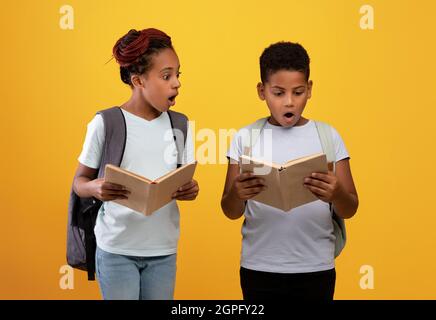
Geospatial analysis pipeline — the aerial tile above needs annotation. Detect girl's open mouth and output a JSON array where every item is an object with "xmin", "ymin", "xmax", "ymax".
[
  {"xmin": 284, "ymin": 112, "xmax": 294, "ymax": 118},
  {"xmin": 168, "ymin": 95, "xmax": 177, "ymax": 106}
]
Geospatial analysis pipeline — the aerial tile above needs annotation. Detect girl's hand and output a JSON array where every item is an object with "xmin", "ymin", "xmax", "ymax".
[
  {"xmin": 172, "ymin": 179, "xmax": 199, "ymax": 201},
  {"xmin": 304, "ymin": 171, "xmax": 344, "ymax": 203},
  {"xmin": 231, "ymin": 172, "xmax": 267, "ymax": 201},
  {"xmin": 89, "ymin": 178, "xmax": 130, "ymax": 201}
]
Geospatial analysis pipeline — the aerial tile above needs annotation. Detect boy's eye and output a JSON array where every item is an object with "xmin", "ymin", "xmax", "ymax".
[
  {"xmin": 274, "ymin": 92, "xmax": 284, "ymax": 96},
  {"xmin": 294, "ymin": 91, "xmax": 304, "ymax": 96},
  {"xmin": 176, "ymin": 72, "xmax": 181, "ymax": 78},
  {"xmin": 163, "ymin": 74, "xmax": 170, "ymax": 80}
]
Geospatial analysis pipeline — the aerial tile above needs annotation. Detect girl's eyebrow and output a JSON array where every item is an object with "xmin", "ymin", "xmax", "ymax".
[{"xmin": 160, "ymin": 66, "xmax": 180, "ymax": 73}]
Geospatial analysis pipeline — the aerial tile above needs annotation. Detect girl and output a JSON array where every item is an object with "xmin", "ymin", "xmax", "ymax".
[{"xmin": 73, "ymin": 28, "xmax": 199, "ymax": 300}]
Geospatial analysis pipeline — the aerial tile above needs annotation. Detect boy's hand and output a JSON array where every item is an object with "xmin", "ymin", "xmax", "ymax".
[
  {"xmin": 231, "ymin": 172, "xmax": 267, "ymax": 201},
  {"xmin": 304, "ymin": 171, "xmax": 344, "ymax": 203},
  {"xmin": 89, "ymin": 178, "xmax": 130, "ymax": 201},
  {"xmin": 172, "ymin": 179, "xmax": 199, "ymax": 201}
]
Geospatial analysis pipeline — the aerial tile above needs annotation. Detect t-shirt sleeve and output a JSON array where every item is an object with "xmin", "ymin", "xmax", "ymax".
[
  {"xmin": 77, "ymin": 114, "xmax": 105, "ymax": 169},
  {"xmin": 330, "ymin": 126, "xmax": 350, "ymax": 162},
  {"xmin": 226, "ymin": 130, "xmax": 242, "ymax": 162}
]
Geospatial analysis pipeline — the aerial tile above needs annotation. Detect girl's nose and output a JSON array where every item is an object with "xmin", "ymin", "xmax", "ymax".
[{"xmin": 173, "ymin": 77, "xmax": 181, "ymax": 89}]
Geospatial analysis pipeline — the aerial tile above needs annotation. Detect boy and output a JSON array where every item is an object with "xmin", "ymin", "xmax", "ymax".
[{"xmin": 221, "ymin": 42, "xmax": 358, "ymax": 300}]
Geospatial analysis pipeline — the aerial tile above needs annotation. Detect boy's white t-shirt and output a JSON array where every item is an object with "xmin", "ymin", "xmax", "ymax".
[
  {"xmin": 227, "ymin": 119, "xmax": 349, "ymax": 273},
  {"xmin": 78, "ymin": 109, "xmax": 194, "ymax": 257}
]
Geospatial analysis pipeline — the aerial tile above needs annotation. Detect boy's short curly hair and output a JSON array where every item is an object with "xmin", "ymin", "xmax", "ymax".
[{"xmin": 260, "ymin": 42, "xmax": 310, "ymax": 83}]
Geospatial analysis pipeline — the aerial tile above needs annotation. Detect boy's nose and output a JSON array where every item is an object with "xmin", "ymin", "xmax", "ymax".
[{"xmin": 284, "ymin": 94, "xmax": 292, "ymax": 107}]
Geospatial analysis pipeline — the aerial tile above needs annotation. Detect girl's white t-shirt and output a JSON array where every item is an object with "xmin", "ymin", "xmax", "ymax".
[
  {"xmin": 78, "ymin": 109, "xmax": 194, "ymax": 256},
  {"xmin": 227, "ymin": 119, "xmax": 349, "ymax": 273}
]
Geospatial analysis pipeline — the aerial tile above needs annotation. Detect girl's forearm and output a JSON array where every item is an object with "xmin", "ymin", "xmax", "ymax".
[{"xmin": 73, "ymin": 176, "xmax": 94, "ymax": 198}]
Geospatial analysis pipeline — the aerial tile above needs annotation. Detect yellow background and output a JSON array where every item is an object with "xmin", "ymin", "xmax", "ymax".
[{"xmin": 1, "ymin": 0, "xmax": 435, "ymax": 299}]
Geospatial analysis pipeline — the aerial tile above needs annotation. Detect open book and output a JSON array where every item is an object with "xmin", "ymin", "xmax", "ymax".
[
  {"xmin": 239, "ymin": 153, "xmax": 328, "ymax": 211},
  {"xmin": 104, "ymin": 161, "xmax": 197, "ymax": 215}
]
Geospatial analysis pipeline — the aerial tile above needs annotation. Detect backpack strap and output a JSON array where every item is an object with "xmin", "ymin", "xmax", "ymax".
[
  {"xmin": 97, "ymin": 107, "xmax": 127, "ymax": 178},
  {"xmin": 241, "ymin": 117, "xmax": 268, "ymax": 156},
  {"xmin": 167, "ymin": 110, "xmax": 188, "ymax": 168},
  {"xmin": 314, "ymin": 120, "xmax": 347, "ymax": 258},
  {"xmin": 314, "ymin": 121, "xmax": 336, "ymax": 172},
  {"xmin": 81, "ymin": 106, "xmax": 126, "ymax": 280}
]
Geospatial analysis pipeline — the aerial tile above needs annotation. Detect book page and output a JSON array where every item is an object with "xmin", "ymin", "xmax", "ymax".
[
  {"xmin": 104, "ymin": 165, "xmax": 153, "ymax": 214},
  {"xmin": 154, "ymin": 161, "xmax": 196, "ymax": 183},
  {"xmin": 147, "ymin": 162, "xmax": 197, "ymax": 215},
  {"xmin": 105, "ymin": 164, "xmax": 154, "ymax": 183},
  {"xmin": 239, "ymin": 156, "xmax": 284, "ymax": 210},
  {"xmin": 280, "ymin": 153, "xmax": 328, "ymax": 210},
  {"xmin": 283, "ymin": 152, "xmax": 325, "ymax": 168},
  {"xmin": 240, "ymin": 155, "xmax": 282, "ymax": 172}
]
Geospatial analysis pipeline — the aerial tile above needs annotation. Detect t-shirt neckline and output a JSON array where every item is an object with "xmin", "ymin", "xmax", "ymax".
[
  {"xmin": 264, "ymin": 119, "xmax": 313, "ymax": 130},
  {"xmin": 121, "ymin": 108, "xmax": 166, "ymax": 123}
]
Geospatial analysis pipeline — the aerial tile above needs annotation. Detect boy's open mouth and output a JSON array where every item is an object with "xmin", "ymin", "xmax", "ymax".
[{"xmin": 284, "ymin": 112, "xmax": 294, "ymax": 118}]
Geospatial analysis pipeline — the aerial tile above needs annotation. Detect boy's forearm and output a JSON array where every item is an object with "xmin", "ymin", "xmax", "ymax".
[
  {"xmin": 221, "ymin": 192, "xmax": 245, "ymax": 220},
  {"xmin": 73, "ymin": 176, "xmax": 94, "ymax": 198},
  {"xmin": 332, "ymin": 192, "xmax": 359, "ymax": 219}
]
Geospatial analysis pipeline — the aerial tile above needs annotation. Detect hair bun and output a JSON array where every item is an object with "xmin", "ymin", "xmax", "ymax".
[{"xmin": 112, "ymin": 28, "xmax": 171, "ymax": 67}]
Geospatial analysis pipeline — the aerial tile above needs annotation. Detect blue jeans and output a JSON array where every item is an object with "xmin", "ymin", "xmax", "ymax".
[{"xmin": 95, "ymin": 246, "xmax": 177, "ymax": 300}]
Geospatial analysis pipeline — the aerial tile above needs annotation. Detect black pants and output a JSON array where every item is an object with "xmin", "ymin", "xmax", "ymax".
[{"xmin": 240, "ymin": 267, "xmax": 336, "ymax": 300}]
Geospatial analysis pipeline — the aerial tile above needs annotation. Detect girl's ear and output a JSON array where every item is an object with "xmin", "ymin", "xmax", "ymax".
[
  {"xmin": 307, "ymin": 80, "xmax": 313, "ymax": 99},
  {"xmin": 131, "ymin": 74, "xmax": 144, "ymax": 88},
  {"xmin": 257, "ymin": 82, "xmax": 265, "ymax": 100}
]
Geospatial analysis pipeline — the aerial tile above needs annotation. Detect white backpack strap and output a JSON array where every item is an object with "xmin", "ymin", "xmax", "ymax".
[
  {"xmin": 241, "ymin": 117, "xmax": 268, "ymax": 156},
  {"xmin": 314, "ymin": 121, "xmax": 336, "ymax": 172},
  {"xmin": 315, "ymin": 121, "xmax": 346, "ymax": 257}
]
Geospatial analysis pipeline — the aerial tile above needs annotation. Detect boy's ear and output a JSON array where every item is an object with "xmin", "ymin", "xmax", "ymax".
[
  {"xmin": 257, "ymin": 82, "xmax": 265, "ymax": 100},
  {"xmin": 307, "ymin": 80, "xmax": 313, "ymax": 99}
]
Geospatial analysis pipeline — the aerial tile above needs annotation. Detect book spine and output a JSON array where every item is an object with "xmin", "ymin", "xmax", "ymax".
[
  {"xmin": 278, "ymin": 170, "xmax": 291, "ymax": 211},
  {"xmin": 142, "ymin": 185, "xmax": 154, "ymax": 215}
]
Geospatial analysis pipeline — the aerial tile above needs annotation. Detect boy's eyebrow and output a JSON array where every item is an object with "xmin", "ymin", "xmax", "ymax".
[{"xmin": 271, "ymin": 85, "xmax": 306, "ymax": 90}]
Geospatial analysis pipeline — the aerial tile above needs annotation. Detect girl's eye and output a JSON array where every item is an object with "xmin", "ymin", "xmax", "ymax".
[
  {"xmin": 177, "ymin": 72, "xmax": 181, "ymax": 78},
  {"xmin": 163, "ymin": 74, "xmax": 170, "ymax": 80},
  {"xmin": 274, "ymin": 92, "xmax": 283, "ymax": 96},
  {"xmin": 294, "ymin": 92, "xmax": 303, "ymax": 96}
]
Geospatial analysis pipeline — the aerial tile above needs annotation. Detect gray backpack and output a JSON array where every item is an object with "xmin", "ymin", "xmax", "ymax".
[
  {"xmin": 241, "ymin": 117, "xmax": 346, "ymax": 258},
  {"xmin": 66, "ymin": 107, "xmax": 188, "ymax": 280}
]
